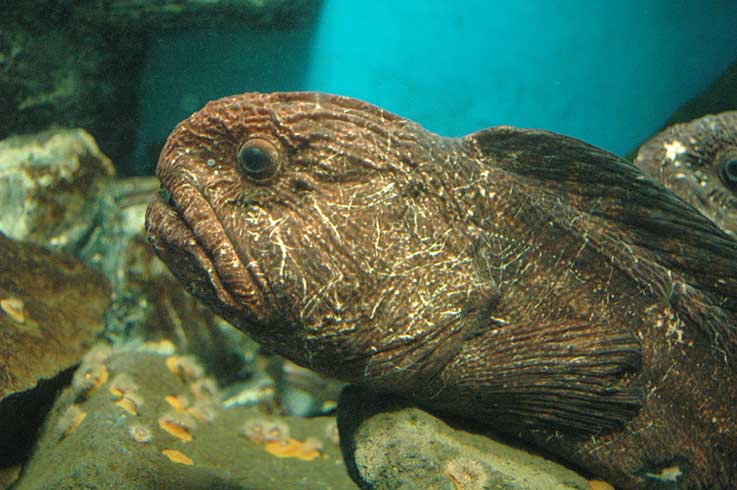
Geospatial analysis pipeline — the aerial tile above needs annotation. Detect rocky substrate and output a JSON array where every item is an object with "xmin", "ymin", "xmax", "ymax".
[
  {"xmin": 13, "ymin": 347, "xmax": 350, "ymax": 490},
  {"xmin": 338, "ymin": 387, "xmax": 592, "ymax": 490}
]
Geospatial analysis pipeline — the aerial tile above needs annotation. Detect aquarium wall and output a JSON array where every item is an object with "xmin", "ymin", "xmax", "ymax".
[{"xmin": 134, "ymin": 0, "xmax": 737, "ymax": 172}]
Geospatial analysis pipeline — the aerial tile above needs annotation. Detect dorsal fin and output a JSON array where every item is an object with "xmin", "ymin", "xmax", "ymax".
[{"xmin": 464, "ymin": 126, "xmax": 737, "ymax": 306}]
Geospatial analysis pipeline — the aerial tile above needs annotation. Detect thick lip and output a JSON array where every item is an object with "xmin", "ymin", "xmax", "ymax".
[
  {"xmin": 145, "ymin": 183, "xmax": 268, "ymax": 322},
  {"xmin": 146, "ymin": 193, "xmax": 240, "ymax": 311}
]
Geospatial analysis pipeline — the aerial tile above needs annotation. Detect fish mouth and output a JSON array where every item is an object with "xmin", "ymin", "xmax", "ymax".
[{"xmin": 145, "ymin": 181, "xmax": 268, "ymax": 324}]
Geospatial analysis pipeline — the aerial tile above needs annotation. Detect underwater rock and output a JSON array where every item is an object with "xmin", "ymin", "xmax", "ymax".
[
  {"xmin": 337, "ymin": 386, "xmax": 589, "ymax": 490},
  {"xmin": 146, "ymin": 91, "xmax": 737, "ymax": 490},
  {"xmin": 74, "ymin": 0, "xmax": 323, "ymax": 30},
  {"xmin": 0, "ymin": 1, "xmax": 321, "ymax": 171},
  {"xmin": 0, "ymin": 232, "xmax": 111, "ymax": 463},
  {"xmin": 660, "ymin": 57, "xmax": 737, "ymax": 132},
  {"xmin": 635, "ymin": 111, "xmax": 737, "ymax": 238},
  {"xmin": 0, "ymin": 20, "xmax": 145, "ymax": 168},
  {"xmin": 14, "ymin": 349, "xmax": 353, "ymax": 490},
  {"xmin": 0, "ymin": 128, "xmax": 114, "ymax": 252}
]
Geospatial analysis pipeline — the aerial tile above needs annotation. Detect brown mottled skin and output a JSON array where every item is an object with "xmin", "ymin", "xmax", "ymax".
[
  {"xmin": 146, "ymin": 92, "xmax": 737, "ymax": 490},
  {"xmin": 635, "ymin": 111, "xmax": 737, "ymax": 238}
]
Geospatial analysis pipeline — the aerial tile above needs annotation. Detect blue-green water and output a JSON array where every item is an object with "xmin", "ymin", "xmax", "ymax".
[{"xmin": 133, "ymin": 0, "xmax": 737, "ymax": 172}]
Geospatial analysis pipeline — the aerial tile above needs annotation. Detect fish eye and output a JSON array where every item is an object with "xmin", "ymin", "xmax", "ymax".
[
  {"xmin": 718, "ymin": 149, "xmax": 737, "ymax": 188},
  {"xmin": 722, "ymin": 158, "xmax": 737, "ymax": 185},
  {"xmin": 237, "ymin": 138, "xmax": 280, "ymax": 181}
]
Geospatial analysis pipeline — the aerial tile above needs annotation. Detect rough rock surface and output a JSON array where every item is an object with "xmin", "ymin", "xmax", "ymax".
[
  {"xmin": 14, "ymin": 348, "xmax": 354, "ymax": 490},
  {"xmin": 74, "ymin": 0, "xmax": 323, "ymax": 30},
  {"xmin": 337, "ymin": 386, "xmax": 590, "ymax": 490},
  {"xmin": 0, "ymin": 1, "xmax": 322, "ymax": 172},
  {"xmin": 0, "ymin": 232, "xmax": 111, "ymax": 463},
  {"xmin": 0, "ymin": 128, "xmax": 114, "ymax": 252},
  {"xmin": 0, "ymin": 19, "xmax": 145, "ymax": 169}
]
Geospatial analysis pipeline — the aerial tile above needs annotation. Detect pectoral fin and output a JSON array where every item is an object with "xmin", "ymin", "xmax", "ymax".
[{"xmin": 435, "ymin": 318, "xmax": 643, "ymax": 434}]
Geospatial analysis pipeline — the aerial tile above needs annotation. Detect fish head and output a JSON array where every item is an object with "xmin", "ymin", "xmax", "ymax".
[
  {"xmin": 635, "ymin": 111, "xmax": 737, "ymax": 237},
  {"xmin": 145, "ymin": 92, "xmax": 470, "ymax": 364}
]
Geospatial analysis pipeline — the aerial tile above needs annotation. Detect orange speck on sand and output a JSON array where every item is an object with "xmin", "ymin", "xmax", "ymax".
[
  {"xmin": 589, "ymin": 480, "xmax": 616, "ymax": 490},
  {"xmin": 165, "ymin": 355, "xmax": 203, "ymax": 382},
  {"xmin": 97, "ymin": 365, "xmax": 109, "ymax": 385},
  {"xmin": 141, "ymin": 339, "xmax": 176, "ymax": 354},
  {"xmin": 115, "ymin": 397, "xmax": 138, "ymax": 415},
  {"xmin": 80, "ymin": 364, "xmax": 109, "ymax": 395},
  {"xmin": 165, "ymin": 394, "xmax": 190, "ymax": 412},
  {"xmin": 109, "ymin": 385, "xmax": 124, "ymax": 398},
  {"xmin": 190, "ymin": 377, "xmax": 219, "ymax": 401},
  {"xmin": 264, "ymin": 438, "xmax": 321, "ymax": 461},
  {"xmin": 0, "ymin": 297, "xmax": 25, "ymax": 323},
  {"xmin": 109, "ymin": 373, "xmax": 139, "ymax": 398},
  {"xmin": 162, "ymin": 449, "xmax": 193, "ymax": 466},
  {"xmin": 159, "ymin": 418, "xmax": 193, "ymax": 442},
  {"xmin": 187, "ymin": 400, "xmax": 217, "ymax": 423},
  {"xmin": 63, "ymin": 409, "xmax": 86, "ymax": 436}
]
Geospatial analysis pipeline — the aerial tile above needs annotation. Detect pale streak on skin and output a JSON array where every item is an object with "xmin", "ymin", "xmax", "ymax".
[
  {"xmin": 268, "ymin": 224, "xmax": 290, "ymax": 280},
  {"xmin": 310, "ymin": 199, "xmax": 342, "ymax": 245}
]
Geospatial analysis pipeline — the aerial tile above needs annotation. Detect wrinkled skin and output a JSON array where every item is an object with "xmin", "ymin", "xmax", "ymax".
[
  {"xmin": 636, "ymin": 111, "xmax": 737, "ymax": 238},
  {"xmin": 146, "ymin": 92, "xmax": 737, "ymax": 490}
]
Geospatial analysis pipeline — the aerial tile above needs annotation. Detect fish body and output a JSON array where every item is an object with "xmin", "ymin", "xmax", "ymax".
[
  {"xmin": 146, "ymin": 92, "xmax": 737, "ymax": 490},
  {"xmin": 635, "ymin": 111, "xmax": 737, "ymax": 238}
]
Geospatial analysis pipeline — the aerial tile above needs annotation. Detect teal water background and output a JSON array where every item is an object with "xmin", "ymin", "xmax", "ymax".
[{"xmin": 133, "ymin": 0, "xmax": 737, "ymax": 172}]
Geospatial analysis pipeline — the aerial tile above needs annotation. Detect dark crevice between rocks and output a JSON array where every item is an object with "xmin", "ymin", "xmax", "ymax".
[{"xmin": 0, "ymin": 366, "xmax": 74, "ymax": 467}]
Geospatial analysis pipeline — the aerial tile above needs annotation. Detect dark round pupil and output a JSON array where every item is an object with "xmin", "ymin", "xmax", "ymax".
[
  {"xmin": 239, "ymin": 145, "xmax": 273, "ymax": 175},
  {"xmin": 723, "ymin": 158, "xmax": 737, "ymax": 184}
]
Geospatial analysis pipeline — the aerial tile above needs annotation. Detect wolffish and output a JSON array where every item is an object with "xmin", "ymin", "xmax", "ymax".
[
  {"xmin": 635, "ymin": 111, "xmax": 737, "ymax": 238},
  {"xmin": 145, "ymin": 92, "xmax": 737, "ymax": 490}
]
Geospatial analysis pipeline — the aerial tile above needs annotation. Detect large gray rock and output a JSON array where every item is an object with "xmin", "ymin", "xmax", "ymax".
[
  {"xmin": 338, "ymin": 387, "xmax": 591, "ymax": 490},
  {"xmin": 0, "ymin": 128, "xmax": 114, "ymax": 252},
  {"xmin": 14, "ymin": 349, "xmax": 355, "ymax": 490}
]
